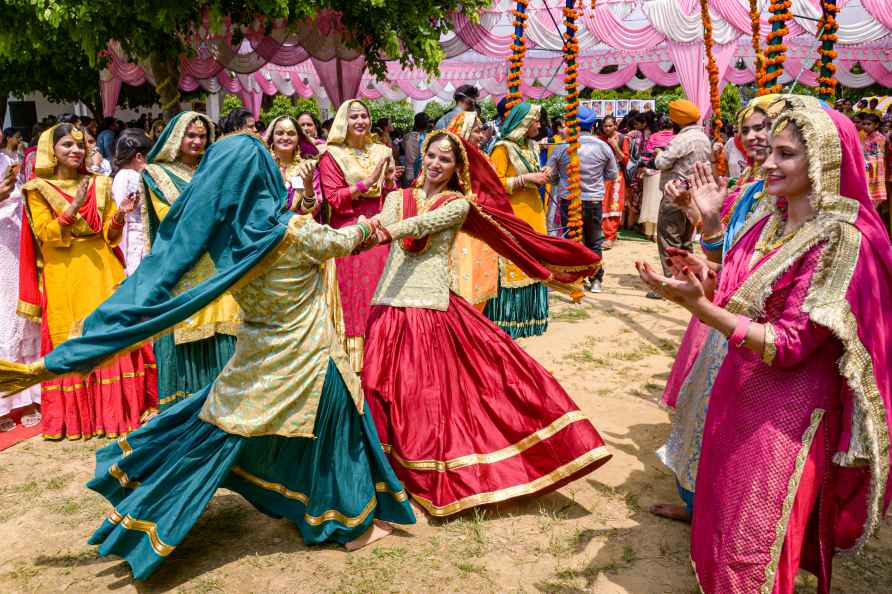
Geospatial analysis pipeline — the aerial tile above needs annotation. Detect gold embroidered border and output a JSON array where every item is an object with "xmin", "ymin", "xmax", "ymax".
[
  {"xmin": 801, "ymin": 225, "xmax": 889, "ymax": 554},
  {"xmin": 762, "ymin": 323, "xmax": 777, "ymax": 365},
  {"xmin": 493, "ymin": 317, "xmax": 549, "ymax": 329},
  {"xmin": 118, "ymin": 435, "xmax": 133, "ymax": 457},
  {"xmin": 382, "ymin": 411, "xmax": 589, "ymax": 472},
  {"xmin": 173, "ymin": 321, "xmax": 241, "ymax": 345},
  {"xmin": 158, "ymin": 391, "xmax": 189, "ymax": 406},
  {"xmin": 16, "ymin": 299, "xmax": 41, "ymax": 322},
  {"xmin": 41, "ymin": 370, "xmax": 150, "ymax": 393},
  {"xmin": 410, "ymin": 445, "xmax": 610, "ymax": 517},
  {"xmin": 760, "ymin": 409, "xmax": 825, "ymax": 594},
  {"xmin": 106, "ymin": 509, "xmax": 175, "ymax": 557},
  {"xmin": 229, "ymin": 465, "xmax": 406, "ymax": 527},
  {"xmin": 109, "ymin": 464, "xmax": 141, "ymax": 489}
]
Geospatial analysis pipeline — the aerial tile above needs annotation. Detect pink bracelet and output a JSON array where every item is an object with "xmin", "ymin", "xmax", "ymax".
[
  {"xmin": 729, "ymin": 315, "xmax": 751, "ymax": 348},
  {"xmin": 355, "ymin": 180, "xmax": 368, "ymax": 194},
  {"xmin": 57, "ymin": 212, "xmax": 75, "ymax": 226}
]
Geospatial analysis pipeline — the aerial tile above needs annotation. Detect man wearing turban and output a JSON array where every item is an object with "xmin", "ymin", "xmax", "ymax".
[{"xmin": 651, "ymin": 99, "xmax": 712, "ymax": 297}]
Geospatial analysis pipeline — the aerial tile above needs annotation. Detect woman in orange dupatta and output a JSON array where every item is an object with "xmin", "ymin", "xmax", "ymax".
[
  {"xmin": 19, "ymin": 124, "xmax": 157, "ymax": 439},
  {"xmin": 446, "ymin": 111, "xmax": 499, "ymax": 311}
]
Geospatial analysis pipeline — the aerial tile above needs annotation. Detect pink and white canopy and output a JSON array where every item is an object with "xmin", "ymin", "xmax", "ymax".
[{"xmin": 101, "ymin": 0, "xmax": 892, "ymax": 117}]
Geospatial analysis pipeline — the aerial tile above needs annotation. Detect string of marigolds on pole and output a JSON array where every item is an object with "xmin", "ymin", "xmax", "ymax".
[
  {"xmin": 506, "ymin": 0, "xmax": 530, "ymax": 109},
  {"xmin": 761, "ymin": 0, "xmax": 791, "ymax": 95},
  {"xmin": 700, "ymin": 0, "xmax": 727, "ymax": 176},
  {"xmin": 816, "ymin": 0, "xmax": 839, "ymax": 102},
  {"xmin": 749, "ymin": 0, "xmax": 767, "ymax": 94},
  {"xmin": 563, "ymin": 0, "xmax": 583, "ymax": 242}
]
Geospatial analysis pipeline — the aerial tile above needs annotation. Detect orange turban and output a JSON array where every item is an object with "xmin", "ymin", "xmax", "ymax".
[{"xmin": 668, "ymin": 99, "xmax": 701, "ymax": 126}]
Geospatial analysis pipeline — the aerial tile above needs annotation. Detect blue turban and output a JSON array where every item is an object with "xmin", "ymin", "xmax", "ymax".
[{"xmin": 578, "ymin": 105, "xmax": 597, "ymax": 131}]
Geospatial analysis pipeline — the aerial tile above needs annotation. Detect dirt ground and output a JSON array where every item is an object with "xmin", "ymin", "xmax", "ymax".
[{"xmin": 1, "ymin": 238, "xmax": 890, "ymax": 594}]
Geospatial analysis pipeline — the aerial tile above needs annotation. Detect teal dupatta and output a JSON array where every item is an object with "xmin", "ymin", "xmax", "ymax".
[{"xmin": 44, "ymin": 134, "xmax": 292, "ymax": 376}]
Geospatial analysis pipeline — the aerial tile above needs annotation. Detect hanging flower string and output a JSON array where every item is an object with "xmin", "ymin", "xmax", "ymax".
[
  {"xmin": 506, "ymin": 0, "xmax": 530, "ymax": 110},
  {"xmin": 563, "ymin": 0, "xmax": 583, "ymax": 242},
  {"xmin": 700, "ymin": 0, "xmax": 727, "ymax": 176},
  {"xmin": 762, "ymin": 0, "xmax": 791, "ymax": 95},
  {"xmin": 816, "ymin": 0, "xmax": 839, "ymax": 102},
  {"xmin": 749, "ymin": 0, "xmax": 767, "ymax": 95}
]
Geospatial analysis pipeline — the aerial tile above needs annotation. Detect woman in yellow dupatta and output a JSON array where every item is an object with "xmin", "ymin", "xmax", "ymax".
[
  {"xmin": 446, "ymin": 111, "xmax": 499, "ymax": 311},
  {"xmin": 485, "ymin": 102, "xmax": 552, "ymax": 338},
  {"xmin": 20, "ymin": 124, "xmax": 157, "ymax": 439}
]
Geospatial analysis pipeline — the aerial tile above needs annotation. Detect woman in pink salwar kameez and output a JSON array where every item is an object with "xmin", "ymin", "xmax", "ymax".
[{"xmin": 638, "ymin": 99, "xmax": 892, "ymax": 593}]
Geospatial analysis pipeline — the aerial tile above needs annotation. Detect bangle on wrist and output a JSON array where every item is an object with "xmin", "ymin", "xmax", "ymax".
[
  {"xmin": 58, "ymin": 212, "xmax": 75, "ymax": 226},
  {"xmin": 729, "ymin": 315, "xmax": 752, "ymax": 348}
]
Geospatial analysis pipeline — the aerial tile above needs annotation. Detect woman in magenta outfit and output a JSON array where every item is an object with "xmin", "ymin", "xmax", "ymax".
[
  {"xmin": 638, "ymin": 98, "xmax": 892, "ymax": 593},
  {"xmin": 317, "ymin": 100, "xmax": 398, "ymax": 371}
]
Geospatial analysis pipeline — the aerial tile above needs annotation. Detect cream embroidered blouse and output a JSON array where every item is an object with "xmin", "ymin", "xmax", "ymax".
[{"xmin": 371, "ymin": 189, "xmax": 471, "ymax": 311}]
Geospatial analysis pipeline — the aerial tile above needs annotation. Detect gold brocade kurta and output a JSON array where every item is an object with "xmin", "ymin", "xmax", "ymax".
[
  {"xmin": 490, "ymin": 144, "xmax": 547, "ymax": 289},
  {"xmin": 144, "ymin": 162, "xmax": 241, "ymax": 344},
  {"xmin": 23, "ymin": 176, "xmax": 124, "ymax": 346},
  {"xmin": 199, "ymin": 215, "xmax": 362, "ymax": 437}
]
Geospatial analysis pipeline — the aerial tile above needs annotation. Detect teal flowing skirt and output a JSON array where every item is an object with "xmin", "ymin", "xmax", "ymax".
[
  {"xmin": 483, "ymin": 282, "xmax": 549, "ymax": 339},
  {"xmin": 154, "ymin": 334, "xmax": 237, "ymax": 410},
  {"xmin": 87, "ymin": 359, "xmax": 415, "ymax": 580}
]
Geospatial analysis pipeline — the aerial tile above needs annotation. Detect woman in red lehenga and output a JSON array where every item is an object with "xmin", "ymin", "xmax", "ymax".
[
  {"xmin": 638, "ymin": 98, "xmax": 892, "ymax": 593},
  {"xmin": 362, "ymin": 131, "xmax": 611, "ymax": 517},
  {"xmin": 317, "ymin": 100, "xmax": 398, "ymax": 371},
  {"xmin": 20, "ymin": 124, "xmax": 157, "ymax": 439}
]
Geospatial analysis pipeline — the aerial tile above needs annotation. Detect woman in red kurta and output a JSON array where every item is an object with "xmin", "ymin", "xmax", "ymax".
[
  {"xmin": 599, "ymin": 115, "xmax": 630, "ymax": 248},
  {"xmin": 317, "ymin": 100, "xmax": 397, "ymax": 371}
]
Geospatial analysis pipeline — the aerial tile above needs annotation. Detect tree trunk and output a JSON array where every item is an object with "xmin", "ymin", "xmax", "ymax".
[{"xmin": 150, "ymin": 52, "xmax": 183, "ymax": 118}]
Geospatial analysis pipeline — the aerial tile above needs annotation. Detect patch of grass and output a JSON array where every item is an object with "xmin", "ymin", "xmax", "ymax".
[
  {"xmin": 44, "ymin": 475, "xmax": 69, "ymax": 491},
  {"xmin": 181, "ymin": 576, "xmax": 225, "ymax": 593},
  {"xmin": 3, "ymin": 480, "xmax": 41, "ymax": 495},
  {"xmin": 622, "ymin": 545, "xmax": 637, "ymax": 564},
  {"xmin": 455, "ymin": 561, "xmax": 486, "ymax": 575},
  {"xmin": 372, "ymin": 547, "xmax": 407, "ymax": 560},
  {"xmin": 4, "ymin": 563, "xmax": 40, "ymax": 583},
  {"xmin": 552, "ymin": 307, "xmax": 591, "ymax": 323}
]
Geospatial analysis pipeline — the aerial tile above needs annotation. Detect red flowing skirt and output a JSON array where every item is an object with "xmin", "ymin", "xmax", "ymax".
[
  {"xmin": 41, "ymin": 344, "xmax": 158, "ymax": 440},
  {"xmin": 363, "ymin": 293, "xmax": 610, "ymax": 516}
]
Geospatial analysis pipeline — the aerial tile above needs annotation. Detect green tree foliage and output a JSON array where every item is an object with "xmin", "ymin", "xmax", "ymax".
[
  {"xmin": 720, "ymin": 84, "xmax": 741, "ymax": 122},
  {"xmin": 366, "ymin": 99, "xmax": 414, "ymax": 130},
  {"xmin": 254, "ymin": 95, "xmax": 320, "ymax": 125},
  {"xmin": 0, "ymin": 1, "xmax": 491, "ymax": 116}
]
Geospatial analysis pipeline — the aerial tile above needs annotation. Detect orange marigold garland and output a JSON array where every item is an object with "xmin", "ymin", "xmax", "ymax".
[
  {"xmin": 700, "ymin": 0, "xmax": 727, "ymax": 176},
  {"xmin": 506, "ymin": 0, "xmax": 530, "ymax": 110},
  {"xmin": 564, "ymin": 0, "xmax": 583, "ymax": 242},
  {"xmin": 762, "ymin": 0, "xmax": 791, "ymax": 95},
  {"xmin": 749, "ymin": 0, "xmax": 767, "ymax": 94},
  {"xmin": 816, "ymin": 0, "xmax": 839, "ymax": 101}
]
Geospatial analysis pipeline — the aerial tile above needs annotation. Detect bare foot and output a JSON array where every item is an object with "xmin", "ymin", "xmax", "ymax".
[
  {"xmin": 409, "ymin": 499, "xmax": 429, "ymax": 521},
  {"xmin": 649, "ymin": 503, "xmax": 691, "ymax": 523},
  {"xmin": 344, "ymin": 520, "xmax": 393, "ymax": 551}
]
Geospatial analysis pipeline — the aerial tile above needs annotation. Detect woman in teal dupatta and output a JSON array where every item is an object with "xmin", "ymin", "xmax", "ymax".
[
  {"xmin": 0, "ymin": 134, "xmax": 415, "ymax": 579},
  {"xmin": 142, "ymin": 112, "xmax": 240, "ymax": 410},
  {"xmin": 485, "ymin": 103, "xmax": 551, "ymax": 338}
]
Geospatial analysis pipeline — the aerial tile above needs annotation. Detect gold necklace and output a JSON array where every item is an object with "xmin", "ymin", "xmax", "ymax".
[{"xmin": 345, "ymin": 145, "xmax": 374, "ymax": 174}]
